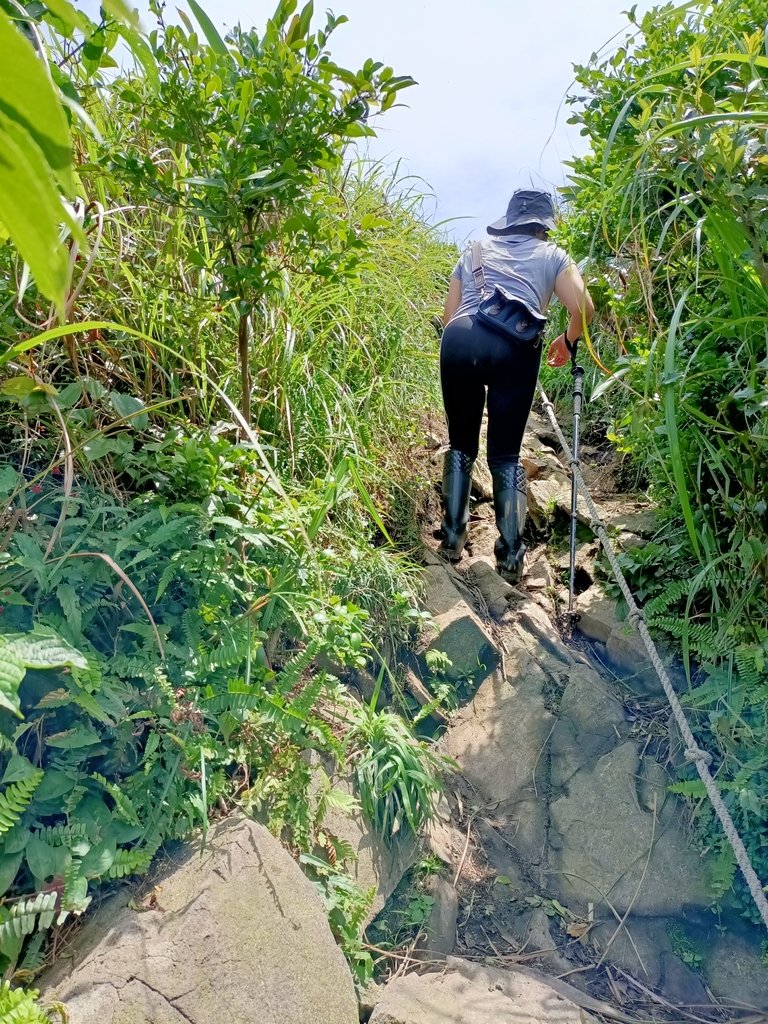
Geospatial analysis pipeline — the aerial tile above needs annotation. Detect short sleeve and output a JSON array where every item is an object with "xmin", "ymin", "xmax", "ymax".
[
  {"xmin": 451, "ymin": 257, "xmax": 463, "ymax": 281},
  {"xmin": 552, "ymin": 245, "xmax": 573, "ymax": 278}
]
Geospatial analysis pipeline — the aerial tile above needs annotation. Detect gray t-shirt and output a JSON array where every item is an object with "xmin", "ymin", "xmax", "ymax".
[{"xmin": 449, "ymin": 236, "xmax": 572, "ymax": 325}]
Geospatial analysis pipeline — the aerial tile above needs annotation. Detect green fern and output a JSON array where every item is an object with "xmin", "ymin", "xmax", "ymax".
[
  {"xmin": 668, "ymin": 779, "xmax": 707, "ymax": 798},
  {"xmin": 106, "ymin": 847, "xmax": 153, "ymax": 879},
  {"xmin": 275, "ymin": 639, "xmax": 323, "ymax": 696},
  {"xmin": 198, "ymin": 632, "xmax": 252, "ymax": 675},
  {"xmin": 644, "ymin": 578, "xmax": 692, "ymax": 618},
  {"xmin": 735, "ymin": 645, "xmax": 765, "ymax": 693},
  {"xmin": 0, "ymin": 893, "xmax": 58, "ymax": 949},
  {"xmin": 203, "ymin": 681, "xmax": 265, "ymax": 715},
  {"xmin": 289, "ymin": 674, "xmax": 326, "ymax": 720},
  {"xmin": 29, "ymin": 823, "xmax": 87, "ymax": 847},
  {"xmin": 0, "ymin": 772, "xmax": 44, "ymax": 836},
  {"xmin": 181, "ymin": 608, "xmax": 202, "ymax": 653},
  {"xmin": 90, "ymin": 773, "xmax": 141, "ymax": 826},
  {"xmin": 709, "ymin": 844, "xmax": 737, "ymax": 904},
  {"xmin": 0, "ymin": 981, "xmax": 62, "ymax": 1024},
  {"xmin": 110, "ymin": 654, "xmax": 158, "ymax": 683}
]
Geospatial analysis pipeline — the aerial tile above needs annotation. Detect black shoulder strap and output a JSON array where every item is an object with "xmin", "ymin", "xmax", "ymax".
[{"xmin": 471, "ymin": 241, "xmax": 485, "ymax": 292}]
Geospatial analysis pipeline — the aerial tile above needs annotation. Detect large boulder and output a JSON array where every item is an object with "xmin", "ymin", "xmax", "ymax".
[
  {"xmin": 550, "ymin": 663, "xmax": 627, "ymax": 788},
  {"xmin": 369, "ymin": 959, "xmax": 599, "ymax": 1023},
  {"xmin": 548, "ymin": 741, "xmax": 710, "ymax": 917},
  {"xmin": 421, "ymin": 556, "xmax": 501, "ymax": 686},
  {"xmin": 43, "ymin": 818, "xmax": 359, "ymax": 1024},
  {"xmin": 440, "ymin": 644, "xmax": 554, "ymax": 870}
]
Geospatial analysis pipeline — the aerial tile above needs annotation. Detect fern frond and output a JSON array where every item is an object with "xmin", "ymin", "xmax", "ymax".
[
  {"xmin": 181, "ymin": 609, "xmax": 202, "ymax": 653},
  {"xmin": 18, "ymin": 931, "xmax": 46, "ymax": 975},
  {"xmin": 667, "ymin": 779, "xmax": 707, "ymax": 798},
  {"xmin": 198, "ymin": 632, "xmax": 252, "ymax": 675},
  {"xmin": 0, "ymin": 981, "xmax": 59, "ymax": 1024},
  {"xmin": 276, "ymin": 639, "xmax": 323, "ymax": 696},
  {"xmin": 735, "ymin": 645, "xmax": 766, "ymax": 694},
  {"xmin": 106, "ymin": 847, "xmax": 153, "ymax": 879},
  {"xmin": 90, "ymin": 773, "xmax": 141, "ymax": 826},
  {"xmin": 0, "ymin": 772, "xmax": 44, "ymax": 836},
  {"xmin": 289, "ymin": 674, "xmax": 326, "ymax": 720},
  {"xmin": 0, "ymin": 893, "xmax": 58, "ymax": 950},
  {"xmin": 709, "ymin": 844, "xmax": 737, "ymax": 903},
  {"xmin": 644, "ymin": 579, "xmax": 692, "ymax": 617},
  {"xmin": 203, "ymin": 681, "xmax": 265, "ymax": 715},
  {"xmin": 110, "ymin": 654, "xmax": 157, "ymax": 683},
  {"xmin": 29, "ymin": 823, "xmax": 86, "ymax": 847}
]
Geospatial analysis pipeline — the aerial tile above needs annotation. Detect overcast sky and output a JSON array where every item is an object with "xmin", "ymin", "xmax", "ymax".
[{"xmin": 81, "ymin": 0, "xmax": 650, "ymax": 241}]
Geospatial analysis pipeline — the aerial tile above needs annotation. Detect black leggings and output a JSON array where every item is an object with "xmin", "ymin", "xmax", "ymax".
[{"xmin": 440, "ymin": 315, "xmax": 542, "ymax": 469}]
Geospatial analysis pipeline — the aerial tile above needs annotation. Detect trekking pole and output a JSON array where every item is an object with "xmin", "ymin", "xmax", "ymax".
[{"xmin": 566, "ymin": 340, "xmax": 585, "ymax": 637}]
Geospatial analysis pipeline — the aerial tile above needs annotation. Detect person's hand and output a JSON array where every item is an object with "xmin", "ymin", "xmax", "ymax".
[{"xmin": 546, "ymin": 333, "xmax": 572, "ymax": 368}]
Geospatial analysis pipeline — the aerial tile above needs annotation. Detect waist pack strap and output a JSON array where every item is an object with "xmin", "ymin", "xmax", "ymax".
[{"xmin": 471, "ymin": 241, "xmax": 485, "ymax": 293}]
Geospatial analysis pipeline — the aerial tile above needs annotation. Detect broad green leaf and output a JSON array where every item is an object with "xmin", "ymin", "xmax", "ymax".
[
  {"xmin": 81, "ymin": 838, "xmax": 116, "ymax": 878},
  {"xmin": 0, "ymin": 651, "xmax": 25, "ymax": 717},
  {"xmin": 1, "ymin": 756, "xmax": 38, "ymax": 785},
  {"xmin": 44, "ymin": 0, "xmax": 89, "ymax": 33},
  {"xmin": 26, "ymin": 835, "xmax": 69, "ymax": 881},
  {"xmin": 0, "ymin": 376, "xmax": 36, "ymax": 398},
  {"xmin": 101, "ymin": 0, "xmax": 139, "ymax": 27},
  {"xmin": 0, "ymin": 630, "xmax": 87, "ymax": 717},
  {"xmin": 0, "ymin": 112, "xmax": 71, "ymax": 308},
  {"xmin": 56, "ymin": 584, "xmax": 82, "ymax": 635},
  {"xmin": 0, "ymin": 464, "xmax": 20, "ymax": 494},
  {"xmin": 187, "ymin": 0, "xmax": 229, "ymax": 56},
  {"xmin": 1, "ymin": 630, "xmax": 88, "ymax": 672},
  {"xmin": 0, "ymin": 851, "xmax": 23, "ymax": 897},
  {"xmin": 45, "ymin": 726, "xmax": 102, "ymax": 749},
  {"xmin": 0, "ymin": 11, "xmax": 75, "ymax": 191},
  {"xmin": 82, "ymin": 434, "xmax": 133, "ymax": 460},
  {"xmin": 109, "ymin": 391, "xmax": 149, "ymax": 429},
  {"xmin": 2, "ymin": 825, "xmax": 30, "ymax": 855}
]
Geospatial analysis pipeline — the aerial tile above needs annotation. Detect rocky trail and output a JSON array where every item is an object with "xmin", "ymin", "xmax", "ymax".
[{"xmin": 365, "ymin": 409, "xmax": 768, "ymax": 1022}]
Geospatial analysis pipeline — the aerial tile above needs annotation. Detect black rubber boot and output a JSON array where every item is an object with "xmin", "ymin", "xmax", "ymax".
[
  {"xmin": 440, "ymin": 449, "xmax": 474, "ymax": 562},
  {"xmin": 492, "ymin": 459, "xmax": 527, "ymax": 582}
]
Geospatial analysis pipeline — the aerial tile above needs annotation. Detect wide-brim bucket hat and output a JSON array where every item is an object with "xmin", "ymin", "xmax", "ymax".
[{"xmin": 487, "ymin": 189, "xmax": 557, "ymax": 234}]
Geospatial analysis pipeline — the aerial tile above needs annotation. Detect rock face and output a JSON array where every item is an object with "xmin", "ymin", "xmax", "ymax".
[
  {"xmin": 43, "ymin": 818, "xmax": 359, "ymax": 1024},
  {"xmin": 421, "ymin": 555, "xmax": 500, "ymax": 686},
  {"xmin": 441, "ymin": 644, "xmax": 555, "ymax": 871},
  {"xmin": 369, "ymin": 959, "xmax": 599, "ymax": 1023},
  {"xmin": 549, "ymin": 740, "xmax": 710, "ymax": 916}
]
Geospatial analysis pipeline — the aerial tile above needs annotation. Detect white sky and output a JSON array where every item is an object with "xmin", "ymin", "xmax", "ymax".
[{"xmin": 80, "ymin": 0, "xmax": 650, "ymax": 241}]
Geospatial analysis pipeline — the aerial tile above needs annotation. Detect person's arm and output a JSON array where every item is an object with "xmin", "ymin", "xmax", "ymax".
[
  {"xmin": 443, "ymin": 275, "xmax": 462, "ymax": 326},
  {"xmin": 547, "ymin": 263, "xmax": 595, "ymax": 366}
]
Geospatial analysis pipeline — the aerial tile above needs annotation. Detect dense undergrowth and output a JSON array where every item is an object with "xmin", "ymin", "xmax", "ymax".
[
  {"xmin": 0, "ymin": 0, "xmax": 454, "ymax": 1003},
  {"xmin": 554, "ymin": 0, "xmax": 768, "ymax": 924},
  {"xmin": 2, "ymin": 0, "xmax": 768, "ymax": 1014}
]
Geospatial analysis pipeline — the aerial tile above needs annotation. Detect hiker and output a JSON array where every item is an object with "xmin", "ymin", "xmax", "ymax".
[{"xmin": 439, "ymin": 189, "xmax": 594, "ymax": 580}]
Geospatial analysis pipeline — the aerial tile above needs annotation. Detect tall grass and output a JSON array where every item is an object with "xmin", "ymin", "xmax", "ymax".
[{"xmin": 563, "ymin": 0, "xmax": 768, "ymax": 920}]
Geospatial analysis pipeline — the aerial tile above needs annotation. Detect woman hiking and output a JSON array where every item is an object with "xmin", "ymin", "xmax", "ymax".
[{"xmin": 439, "ymin": 188, "xmax": 594, "ymax": 581}]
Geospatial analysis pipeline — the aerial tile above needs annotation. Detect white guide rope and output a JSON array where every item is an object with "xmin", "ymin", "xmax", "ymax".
[{"xmin": 538, "ymin": 384, "xmax": 768, "ymax": 932}]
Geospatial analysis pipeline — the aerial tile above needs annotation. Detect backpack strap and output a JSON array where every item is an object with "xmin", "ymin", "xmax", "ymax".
[{"xmin": 471, "ymin": 241, "xmax": 485, "ymax": 293}]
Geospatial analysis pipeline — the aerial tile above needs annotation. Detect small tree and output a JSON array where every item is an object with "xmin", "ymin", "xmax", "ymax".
[{"xmin": 115, "ymin": 0, "xmax": 414, "ymax": 426}]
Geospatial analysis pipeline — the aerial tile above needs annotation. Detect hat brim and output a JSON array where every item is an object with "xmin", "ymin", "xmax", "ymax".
[{"xmin": 487, "ymin": 214, "xmax": 556, "ymax": 235}]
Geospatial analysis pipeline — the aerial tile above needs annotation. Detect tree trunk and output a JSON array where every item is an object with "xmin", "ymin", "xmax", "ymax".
[{"xmin": 238, "ymin": 311, "xmax": 251, "ymax": 428}]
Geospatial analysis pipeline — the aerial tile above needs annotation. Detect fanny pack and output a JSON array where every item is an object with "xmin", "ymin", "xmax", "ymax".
[{"xmin": 471, "ymin": 241, "xmax": 547, "ymax": 344}]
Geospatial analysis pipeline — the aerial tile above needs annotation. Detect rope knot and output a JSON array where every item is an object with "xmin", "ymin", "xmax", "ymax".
[
  {"xmin": 628, "ymin": 607, "xmax": 645, "ymax": 626},
  {"xmin": 684, "ymin": 747, "xmax": 713, "ymax": 767}
]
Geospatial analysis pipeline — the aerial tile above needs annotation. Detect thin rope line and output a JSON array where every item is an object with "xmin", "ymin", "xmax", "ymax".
[{"xmin": 538, "ymin": 383, "xmax": 768, "ymax": 932}]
